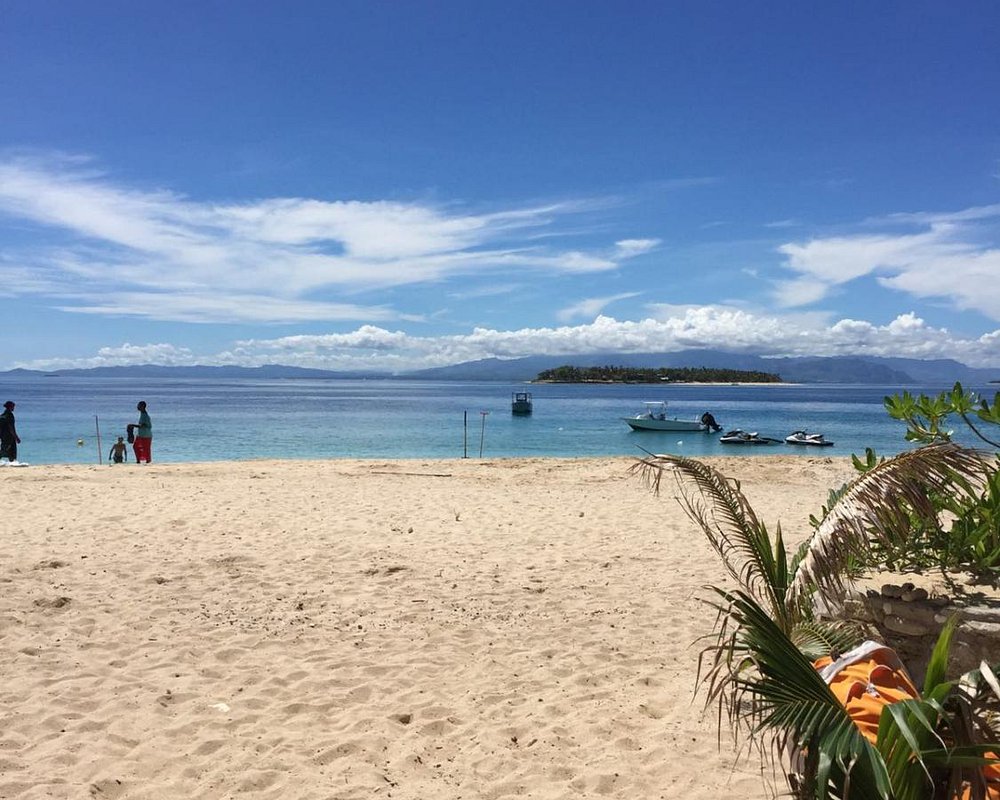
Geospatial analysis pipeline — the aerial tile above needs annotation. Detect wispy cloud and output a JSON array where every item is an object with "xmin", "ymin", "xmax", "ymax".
[
  {"xmin": 773, "ymin": 204, "xmax": 1000, "ymax": 320},
  {"xmin": 17, "ymin": 308, "xmax": 1000, "ymax": 372},
  {"xmin": 648, "ymin": 176, "xmax": 722, "ymax": 191},
  {"xmin": 0, "ymin": 154, "xmax": 649, "ymax": 324},
  {"xmin": 446, "ymin": 283, "xmax": 523, "ymax": 300},
  {"xmin": 612, "ymin": 238, "xmax": 660, "ymax": 258},
  {"xmin": 556, "ymin": 292, "xmax": 640, "ymax": 322}
]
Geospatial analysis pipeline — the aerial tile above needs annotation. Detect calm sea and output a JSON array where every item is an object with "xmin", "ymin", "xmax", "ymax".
[{"xmin": 0, "ymin": 376, "xmax": 994, "ymax": 465}]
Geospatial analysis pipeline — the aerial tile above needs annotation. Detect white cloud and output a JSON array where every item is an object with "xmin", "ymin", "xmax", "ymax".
[
  {"xmin": 773, "ymin": 205, "xmax": 1000, "ymax": 320},
  {"xmin": 22, "ymin": 342, "xmax": 197, "ymax": 372},
  {"xmin": 0, "ymin": 155, "xmax": 643, "ymax": 323},
  {"xmin": 613, "ymin": 238, "xmax": 660, "ymax": 258},
  {"xmin": 556, "ymin": 292, "xmax": 640, "ymax": 322},
  {"xmin": 94, "ymin": 342, "xmax": 196, "ymax": 364},
  {"xmin": 771, "ymin": 278, "xmax": 831, "ymax": 307},
  {"xmin": 446, "ymin": 283, "xmax": 522, "ymax": 300},
  {"xmin": 875, "ymin": 204, "xmax": 1000, "ymax": 226},
  {"xmin": 18, "ymin": 309, "xmax": 1000, "ymax": 372},
  {"xmin": 54, "ymin": 292, "xmax": 402, "ymax": 324}
]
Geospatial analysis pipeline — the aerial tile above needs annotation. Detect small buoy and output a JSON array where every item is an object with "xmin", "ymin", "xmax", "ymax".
[{"xmin": 76, "ymin": 438, "xmax": 84, "ymax": 447}]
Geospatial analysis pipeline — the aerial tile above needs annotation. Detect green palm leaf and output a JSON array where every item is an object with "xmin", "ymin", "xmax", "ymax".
[
  {"xmin": 630, "ymin": 454, "xmax": 804, "ymax": 628},
  {"xmin": 722, "ymin": 589, "xmax": 892, "ymax": 799}
]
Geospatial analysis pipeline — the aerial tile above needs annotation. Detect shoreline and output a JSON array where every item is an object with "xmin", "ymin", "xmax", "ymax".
[
  {"xmin": 1, "ymin": 455, "xmax": 854, "ymax": 799},
  {"xmin": 531, "ymin": 379, "xmax": 797, "ymax": 386},
  {"xmin": 3, "ymin": 450, "xmax": 841, "ymax": 468}
]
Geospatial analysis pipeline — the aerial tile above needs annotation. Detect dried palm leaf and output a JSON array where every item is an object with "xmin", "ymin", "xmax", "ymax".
[{"xmin": 790, "ymin": 443, "xmax": 990, "ymax": 602}]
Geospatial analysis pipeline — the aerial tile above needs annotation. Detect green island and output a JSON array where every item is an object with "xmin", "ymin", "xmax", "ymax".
[{"xmin": 533, "ymin": 364, "xmax": 782, "ymax": 383}]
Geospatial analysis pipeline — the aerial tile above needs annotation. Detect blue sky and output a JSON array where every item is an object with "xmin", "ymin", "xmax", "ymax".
[{"xmin": 1, "ymin": 1, "xmax": 999, "ymax": 371}]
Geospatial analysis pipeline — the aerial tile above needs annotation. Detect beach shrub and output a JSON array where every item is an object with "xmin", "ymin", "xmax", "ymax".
[
  {"xmin": 699, "ymin": 587, "xmax": 1000, "ymax": 800},
  {"xmin": 884, "ymin": 382, "xmax": 1000, "ymax": 448},
  {"xmin": 634, "ymin": 447, "xmax": 1000, "ymax": 798},
  {"xmin": 845, "ymin": 384, "xmax": 1000, "ymax": 577}
]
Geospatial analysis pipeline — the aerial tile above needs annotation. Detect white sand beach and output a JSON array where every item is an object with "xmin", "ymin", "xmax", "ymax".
[{"xmin": 0, "ymin": 455, "xmax": 854, "ymax": 799}]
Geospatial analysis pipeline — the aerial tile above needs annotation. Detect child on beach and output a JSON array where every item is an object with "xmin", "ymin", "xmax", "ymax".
[{"xmin": 109, "ymin": 436, "xmax": 128, "ymax": 464}]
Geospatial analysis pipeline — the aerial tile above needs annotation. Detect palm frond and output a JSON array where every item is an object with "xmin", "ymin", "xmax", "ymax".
[
  {"xmin": 923, "ymin": 615, "xmax": 959, "ymax": 696},
  {"xmin": 876, "ymin": 699, "xmax": 942, "ymax": 800},
  {"xmin": 791, "ymin": 443, "xmax": 990, "ymax": 601},
  {"xmin": 791, "ymin": 620, "xmax": 866, "ymax": 662},
  {"xmin": 719, "ymin": 589, "xmax": 892, "ymax": 799},
  {"xmin": 631, "ymin": 454, "xmax": 802, "ymax": 627}
]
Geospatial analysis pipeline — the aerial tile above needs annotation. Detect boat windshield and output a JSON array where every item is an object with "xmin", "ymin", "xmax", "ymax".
[{"xmin": 641, "ymin": 401, "xmax": 668, "ymax": 418}]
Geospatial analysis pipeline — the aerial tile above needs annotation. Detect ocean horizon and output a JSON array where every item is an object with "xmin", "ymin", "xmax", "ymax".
[{"xmin": 1, "ymin": 376, "xmax": 994, "ymax": 466}]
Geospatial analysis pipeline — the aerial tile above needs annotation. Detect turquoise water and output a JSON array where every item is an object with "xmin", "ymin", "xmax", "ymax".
[{"xmin": 0, "ymin": 377, "xmax": 994, "ymax": 465}]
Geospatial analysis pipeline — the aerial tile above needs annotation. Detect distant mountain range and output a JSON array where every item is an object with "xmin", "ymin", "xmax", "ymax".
[
  {"xmin": 404, "ymin": 350, "xmax": 1000, "ymax": 385},
  {"xmin": 2, "ymin": 351, "xmax": 998, "ymax": 384}
]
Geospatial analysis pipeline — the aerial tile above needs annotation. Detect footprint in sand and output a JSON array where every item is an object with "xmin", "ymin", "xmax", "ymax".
[
  {"xmin": 89, "ymin": 778, "xmax": 125, "ymax": 798},
  {"xmin": 33, "ymin": 596, "xmax": 72, "ymax": 609}
]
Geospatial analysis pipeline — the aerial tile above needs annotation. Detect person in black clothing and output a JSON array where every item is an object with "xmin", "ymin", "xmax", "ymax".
[
  {"xmin": 0, "ymin": 400, "xmax": 21, "ymax": 462},
  {"xmin": 700, "ymin": 411, "xmax": 721, "ymax": 432}
]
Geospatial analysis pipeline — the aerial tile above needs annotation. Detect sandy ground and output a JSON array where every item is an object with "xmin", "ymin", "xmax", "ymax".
[{"xmin": 0, "ymin": 455, "xmax": 854, "ymax": 799}]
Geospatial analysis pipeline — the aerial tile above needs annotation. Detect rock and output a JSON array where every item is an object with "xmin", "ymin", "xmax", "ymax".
[
  {"xmin": 960, "ymin": 620, "xmax": 1000, "ymax": 638},
  {"xmin": 953, "ymin": 605, "xmax": 1000, "ymax": 623},
  {"xmin": 881, "ymin": 584, "xmax": 904, "ymax": 598},
  {"xmin": 883, "ymin": 614, "xmax": 933, "ymax": 637},
  {"xmin": 882, "ymin": 601, "xmax": 940, "ymax": 627},
  {"xmin": 901, "ymin": 588, "xmax": 929, "ymax": 602}
]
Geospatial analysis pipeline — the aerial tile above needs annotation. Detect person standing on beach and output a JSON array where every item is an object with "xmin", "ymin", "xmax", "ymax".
[
  {"xmin": 127, "ymin": 401, "xmax": 152, "ymax": 464},
  {"xmin": 0, "ymin": 400, "xmax": 20, "ymax": 462}
]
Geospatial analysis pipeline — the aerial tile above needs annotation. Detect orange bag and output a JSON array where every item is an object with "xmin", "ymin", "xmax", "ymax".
[
  {"xmin": 813, "ymin": 642, "xmax": 920, "ymax": 745},
  {"xmin": 814, "ymin": 642, "xmax": 1000, "ymax": 798}
]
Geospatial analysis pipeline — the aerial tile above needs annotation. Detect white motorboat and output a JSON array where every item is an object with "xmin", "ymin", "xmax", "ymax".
[
  {"xmin": 785, "ymin": 430, "xmax": 834, "ymax": 447},
  {"xmin": 622, "ymin": 401, "xmax": 708, "ymax": 432},
  {"xmin": 720, "ymin": 429, "xmax": 778, "ymax": 445}
]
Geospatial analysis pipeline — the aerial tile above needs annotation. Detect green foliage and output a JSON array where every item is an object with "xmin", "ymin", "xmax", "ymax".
[
  {"xmin": 701, "ymin": 587, "xmax": 1000, "ymax": 799},
  {"xmin": 936, "ymin": 468, "xmax": 1000, "ymax": 574},
  {"xmin": 635, "ymin": 449, "xmax": 1000, "ymax": 798},
  {"xmin": 884, "ymin": 382, "xmax": 1000, "ymax": 448},
  {"xmin": 847, "ymin": 382, "xmax": 1000, "ymax": 577},
  {"xmin": 796, "ymin": 444, "xmax": 990, "ymax": 598},
  {"xmin": 534, "ymin": 364, "xmax": 781, "ymax": 383}
]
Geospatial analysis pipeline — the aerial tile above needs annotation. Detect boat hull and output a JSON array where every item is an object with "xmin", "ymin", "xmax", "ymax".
[{"xmin": 623, "ymin": 417, "xmax": 707, "ymax": 432}]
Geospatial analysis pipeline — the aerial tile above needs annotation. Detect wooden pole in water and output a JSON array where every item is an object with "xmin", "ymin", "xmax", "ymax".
[
  {"xmin": 95, "ymin": 415, "xmax": 103, "ymax": 465},
  {"xmin": 463, "ymin": 410, "xmax": 468, "ymax": 458},
  {"xmin": 479, "ymin": 410, "xmax": 489, "ymax": 458}
]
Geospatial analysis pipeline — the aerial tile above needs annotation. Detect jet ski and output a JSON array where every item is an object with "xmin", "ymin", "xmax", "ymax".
[
  {"xmin": 785, "ymin": 430, "xmax": 834, "ymax": 447},
  {"xmin": 719, "ymin": 429, "xmax": 778, "ymax": 445}
]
